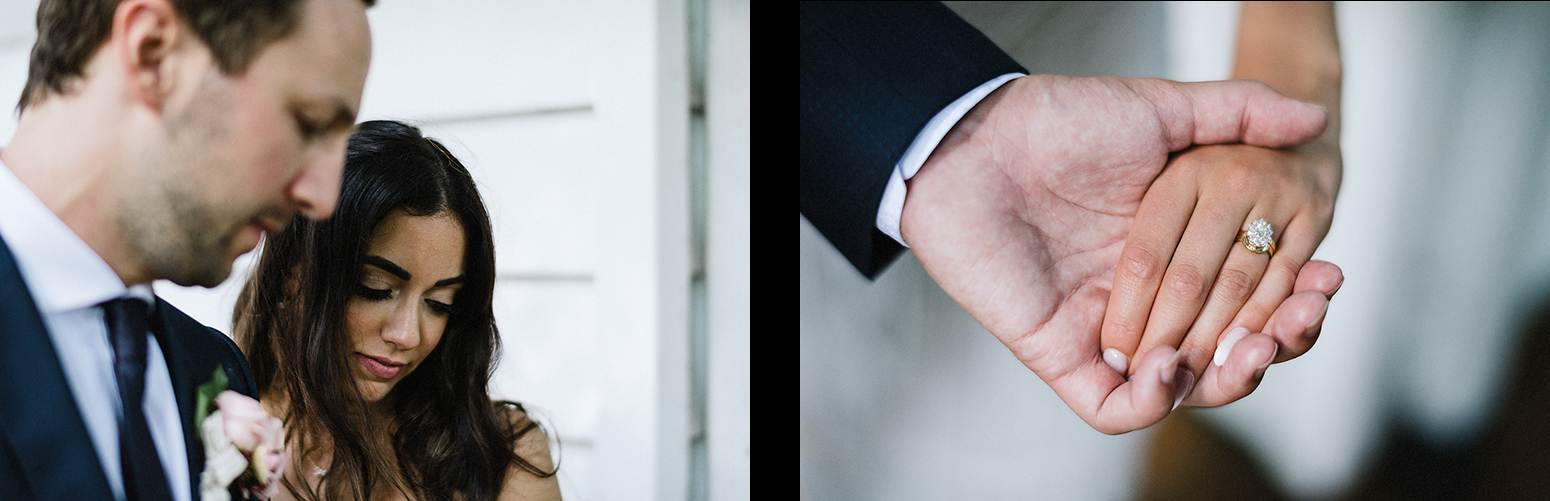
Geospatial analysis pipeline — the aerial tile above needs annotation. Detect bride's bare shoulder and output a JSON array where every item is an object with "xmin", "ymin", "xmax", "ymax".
[{"xmin": 494, "ymin": 401, "xmax": 561, "ymax": 500}]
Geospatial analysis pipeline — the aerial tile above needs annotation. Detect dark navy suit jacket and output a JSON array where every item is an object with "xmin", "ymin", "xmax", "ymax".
[
  {"xmin": 0, "ymin": 234, "xmax": 257, "ymax": 500},
  {"xmin": 799, "ymin": 1, "xmax": 1027, "ymax": 279}
]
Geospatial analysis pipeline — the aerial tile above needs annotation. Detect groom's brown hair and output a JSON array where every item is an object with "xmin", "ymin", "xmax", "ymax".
[{"xmin": 17, "ymin": 0, "xmax": 375, "ymax": 111}]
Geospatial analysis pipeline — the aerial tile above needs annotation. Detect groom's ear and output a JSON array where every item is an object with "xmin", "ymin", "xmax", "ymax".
[{"xmin": 112, "ymin": 0, "xmax": 194, "ymax": 112}]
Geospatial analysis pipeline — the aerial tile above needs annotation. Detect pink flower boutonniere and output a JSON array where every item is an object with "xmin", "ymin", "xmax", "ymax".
[{"xmin": 195, "ymin": 369, "xmax": 288, "ymax": 501}]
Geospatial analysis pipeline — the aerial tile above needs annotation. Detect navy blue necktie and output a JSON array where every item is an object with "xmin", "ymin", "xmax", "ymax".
[{"xmin": 102, "ymin": 298, "xmax": 173, "ymax": 501}]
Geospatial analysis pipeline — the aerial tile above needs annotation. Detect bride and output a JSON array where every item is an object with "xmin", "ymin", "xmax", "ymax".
[{"xmin": 234, "ymin": 120, "xmax": 561, "ymax": 500}]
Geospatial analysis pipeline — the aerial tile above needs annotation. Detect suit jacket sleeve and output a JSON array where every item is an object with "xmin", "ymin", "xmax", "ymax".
[{"xmin": 799, "ymin": 1, "xmax": 1027, "ymax": 279}]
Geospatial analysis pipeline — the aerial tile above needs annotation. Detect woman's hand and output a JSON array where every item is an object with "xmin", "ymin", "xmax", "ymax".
[
  {"xmin": 1099, "ymin": 138, "xmax": 1343, "ymax": 407},
  {"xmin": 1098, "ymin": 0, "xmax": 1343, "ymax": 408}
]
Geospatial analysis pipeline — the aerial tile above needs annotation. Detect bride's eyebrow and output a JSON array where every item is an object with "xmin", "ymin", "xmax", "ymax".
[
  {"xmin": 364, "ymin": 255, "xmax": 465, "ymax": 287},
  {"xmin": 364, "ymin": 255, "xmax": 410, "ymax": 280}
]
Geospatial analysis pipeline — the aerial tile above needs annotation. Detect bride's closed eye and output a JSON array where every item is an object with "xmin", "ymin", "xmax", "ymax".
[
  {"xmin": 356, "ymin": 283, "xmax": 455, "ymax": 315},
  {"xmin": 426, "ymin": 300, "xmax": 453, "ymax": 315},
  {"xmin": 356, "ymin": 283, "xmax": 392, "ymax": 300}
]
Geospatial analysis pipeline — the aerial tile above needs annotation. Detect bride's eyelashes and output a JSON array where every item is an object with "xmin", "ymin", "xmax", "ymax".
[
  {"xmin": 356, "ymin": 283, "xmax": 392, "ymax": 300},
  {"xmin": 355, "ymin": 283, "xmax": 455, "ymax": 315}
]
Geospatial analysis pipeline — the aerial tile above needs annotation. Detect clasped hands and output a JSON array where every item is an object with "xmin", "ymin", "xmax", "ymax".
[{"xmin": 899, "ymin": 75, "xmax": 1342, "ymax": 434}]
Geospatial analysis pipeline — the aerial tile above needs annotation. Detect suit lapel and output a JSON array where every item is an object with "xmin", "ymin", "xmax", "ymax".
[
  {"xmin": 152, "ymin": 298, "xmax": 202, "ymax": 501},
  {"xmin": 0, "ymin": 234, "xmax": 115, "ymax": 499}
]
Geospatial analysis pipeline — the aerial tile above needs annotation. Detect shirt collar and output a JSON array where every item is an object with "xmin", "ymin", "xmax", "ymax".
[{"xmin": 0, "ymin": 155, "xmax": 142, "ymax": 315}]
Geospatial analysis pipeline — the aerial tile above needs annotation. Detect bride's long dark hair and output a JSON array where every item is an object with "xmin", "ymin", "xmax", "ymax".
[{"xmin": 234, "ymin": 120, "xmax": 557, "ymax": 501}]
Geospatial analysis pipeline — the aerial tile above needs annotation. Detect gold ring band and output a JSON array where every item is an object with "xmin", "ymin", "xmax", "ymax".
[
  {"xmin": 1238, "ymin": 229, "xmax": 1276, "ymax": 256},
  {"xmin": 1239, "ymin": 218, "xmax": 1277, "ymax": 257}
]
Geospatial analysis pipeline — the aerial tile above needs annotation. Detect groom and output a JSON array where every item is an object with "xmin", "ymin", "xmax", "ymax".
[{"xmin": 0, "ymin": 0, "xmax": 370, "ymax": 499}]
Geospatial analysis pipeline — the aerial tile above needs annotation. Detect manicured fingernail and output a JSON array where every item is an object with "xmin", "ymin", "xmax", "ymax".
[
  {"xmin": 1213, "ymin": 327, "xmax": 1250, "ymax": 367},
  {"xmin": 1253, "ymin": 344, "xmax": 1279, "ymax": 381},
  {"xmin": 1172, "ymin": 368, "xmax": 1195, "ymax": 411},
  {"xmin": 1327, "ymin": 276, "xmax": 1345, "ymax": 299},
  {"xmin": 1305, "ymin": 301, "xmax": 1330, "ymax": 339},
  {"xmin": 1103, "ymin": 348, "xmax": 1129, "ymax": 375}
]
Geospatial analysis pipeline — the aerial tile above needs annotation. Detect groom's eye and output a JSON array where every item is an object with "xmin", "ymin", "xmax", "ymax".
[{"xmin": 294, "ymin": 112, "xmax": 325, "ymax": 139}]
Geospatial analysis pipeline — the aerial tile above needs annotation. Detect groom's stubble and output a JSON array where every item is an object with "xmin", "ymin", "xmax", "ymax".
[{"xmin": 118, "ymin": 69, "xmax": 254, "ymax": 289}]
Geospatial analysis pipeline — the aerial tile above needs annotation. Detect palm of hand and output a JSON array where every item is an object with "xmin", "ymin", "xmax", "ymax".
[{"xmin": 901, "ymin": 75, "xmax": 1323, "ymax": 432}]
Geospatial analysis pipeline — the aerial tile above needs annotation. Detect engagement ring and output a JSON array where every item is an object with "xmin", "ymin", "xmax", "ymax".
[{"xmin": 1239, "ymin": 218, "xmax": 1276, "ymax": 256}]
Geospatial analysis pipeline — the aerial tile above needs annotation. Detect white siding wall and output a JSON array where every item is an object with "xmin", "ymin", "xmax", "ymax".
[
  {"xmin": 0, "ymin": 1, "xmax": 748, "ymax": 499},
  {"xmin": 703, "ymin": 0, "xmax": 750, "ymax": 499}
]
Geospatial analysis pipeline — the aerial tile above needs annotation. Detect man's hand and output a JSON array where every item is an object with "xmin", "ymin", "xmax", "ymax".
[{"xmin": 899, "ymin": 74, "xmax": 1339, "ymax": 434}]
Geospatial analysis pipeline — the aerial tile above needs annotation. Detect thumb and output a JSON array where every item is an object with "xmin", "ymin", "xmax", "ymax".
[{"xmin": 1146, "ymin": 79, "xmax": 1329, "ymax": 151}]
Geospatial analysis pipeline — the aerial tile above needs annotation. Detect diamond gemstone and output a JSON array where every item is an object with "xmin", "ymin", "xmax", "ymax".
[{"xmin": 1246, "ymin": 219, "xmax": 1273, "ymax": 248}]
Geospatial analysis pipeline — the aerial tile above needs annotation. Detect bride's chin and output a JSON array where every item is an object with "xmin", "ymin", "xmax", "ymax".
[{"xmin": 355, "ymin": 379, "xmax": 391, "ymax": 404}]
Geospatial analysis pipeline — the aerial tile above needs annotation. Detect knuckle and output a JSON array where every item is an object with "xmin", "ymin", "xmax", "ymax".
[
  {"xmin": 1238, "ymin": 300, "xmax": 1275, "ymax": 325},
  {"xmin": 1106, "ymin": 315, "xmax": 1146, "ymax": 343},
  {"xmin": 1119, "ymin": 245, "xmax": 1167, "ymax": 284},
  {"xmin": 1217, "ymin": 160, "xmax": 1263, "ymax": 193},
  {"xmin": 1164, "ymin": 264, "xmax": 1209, "ymax": 303},
  {"xmin": 1213, "ymin": 267, "xmax": 1257, "ymax": 304},
  {"xmin": 1268, "ymin": 258, "xmax": 1303, "ymax": 286},
  {"xmin": 1305, "ymin": 189, "xmax": 1336, "ymax": 220}
]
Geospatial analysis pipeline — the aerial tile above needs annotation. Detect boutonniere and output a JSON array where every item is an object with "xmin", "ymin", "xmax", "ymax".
[{"xmin": 195, "ymin": 369, "xmax": 288, "ymax": 501}]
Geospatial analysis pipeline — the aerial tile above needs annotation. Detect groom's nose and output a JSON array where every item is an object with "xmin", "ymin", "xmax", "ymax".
[{"xmin": 290, "ymin": 139, "xmax": 345, "ymax": 220}]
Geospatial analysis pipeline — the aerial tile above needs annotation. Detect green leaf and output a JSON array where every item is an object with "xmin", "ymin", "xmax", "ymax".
[{"xmin": 195, "ymin": 367, "xmax": 229, "ymax": 423}]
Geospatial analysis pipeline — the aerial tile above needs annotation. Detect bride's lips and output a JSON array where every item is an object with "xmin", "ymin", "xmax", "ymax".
[{"xmin": 357, "ymin": 353, "xmax": 405, "ymax": 380}]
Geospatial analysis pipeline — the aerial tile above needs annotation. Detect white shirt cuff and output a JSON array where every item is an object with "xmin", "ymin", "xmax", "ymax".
[{"xmin": 876, "ymin": 72, "xmax": 1025, "ymax": 248}]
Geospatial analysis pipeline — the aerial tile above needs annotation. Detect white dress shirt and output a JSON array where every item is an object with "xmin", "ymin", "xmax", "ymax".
[
  {"xmin": 0, "ymin": 159, "xmax": 190, "ymax": 501},
  {"xmin": 874, "ymin": 72, "xmax": 1025, "ymax": 246}
]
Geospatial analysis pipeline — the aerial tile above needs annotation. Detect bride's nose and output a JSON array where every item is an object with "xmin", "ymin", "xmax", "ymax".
[{"xmin": 381, "ymin": 298, "xmax": 421, "ymax": 350}]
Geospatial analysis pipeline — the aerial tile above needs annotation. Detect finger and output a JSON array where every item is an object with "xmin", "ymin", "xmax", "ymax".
[
  {"xmin": 1129, "ymin": 192, "xmax": 1248, "ymax": 375},
  {"xmin": 1021, "ymin": 285, "xmax": 1182, "ymax": 434},
  {"xmin": 1222, "ymin": 214, "xmax": 1323, "ymax": 359},
  {"xmin": 1141, "ymin": 79, "xmax": 1329, "ymax": 151},
  {"xmin": 1182, "ymin": 331, "xmax": 1278, "ymax": 407},
  {"xmin": 1267, "ymin": 259, "xmax": 1343, "ymax": 362},
  {"xmin": 1065, "ymin": 345, "xmax": 1190, "ymax": 435},
  {"xmin": 1100, "ymin": 165, "xmax": 1198, "ymax": 374},
  {"xmin": 1168, "ymin": 218, "xmax": 1277, "ymax": 374},
  {"xmin": 1263, "ymin": 290, "xmax": 1330, "ymax": 364},
  {"xmin": 1296, "ymin": 259, "xmax": 1345, "ymax": 299}
]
